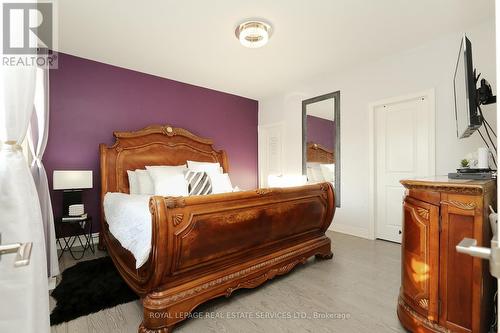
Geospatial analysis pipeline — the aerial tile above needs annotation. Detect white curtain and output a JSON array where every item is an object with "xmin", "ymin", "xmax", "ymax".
[
  {"xmin": 0, "ymin": 65, "xmax": 50, "ymax": 333},
  {"xmin": 28, "ymin": 68, "xmax": 59, "ymax": 279}
]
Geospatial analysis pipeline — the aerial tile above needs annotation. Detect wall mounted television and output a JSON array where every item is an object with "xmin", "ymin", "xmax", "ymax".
[{"xmin": 453, "ymin": 35, "xmax": 482, "ymax": 139}]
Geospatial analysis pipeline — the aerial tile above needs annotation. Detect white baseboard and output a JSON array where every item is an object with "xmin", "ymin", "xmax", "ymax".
[
  {"xmin": 328, "ymin": 223, "xmax": 373, "ymax": 240},
  {"xmin": 56, "ymin": 232, "xmax": 100, "ymax": 250}
]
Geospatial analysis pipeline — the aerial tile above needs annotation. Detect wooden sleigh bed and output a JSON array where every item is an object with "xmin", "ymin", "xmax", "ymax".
[{"xmin": 99, "ymin": 125, "xmax": 335, "ymax": 333}]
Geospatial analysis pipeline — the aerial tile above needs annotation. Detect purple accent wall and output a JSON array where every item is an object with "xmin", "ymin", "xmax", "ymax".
[
  {"xmin": 45, "ymin": 53, "xmax": 258, "ymax": 231},
  {"xmin": 306, "ymin": 115, "xmax": 335, "ymax": 151}
]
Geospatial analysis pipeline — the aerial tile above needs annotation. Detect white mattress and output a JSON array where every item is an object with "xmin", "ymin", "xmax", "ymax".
[{"xmin": 103, "ymin": 192, "xmax": 152, "ymax": 268}]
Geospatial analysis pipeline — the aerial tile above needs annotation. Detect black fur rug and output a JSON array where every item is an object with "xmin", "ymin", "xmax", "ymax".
[{"xmin": 50, "ymin": 256, "xmax": 139, "ymax": 326}]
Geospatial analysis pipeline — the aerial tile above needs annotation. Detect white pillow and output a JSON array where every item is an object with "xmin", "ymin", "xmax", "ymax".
[
  {"xmin": 210, "ymin": 173, "xmax": 233, "ymax": 194},
  {"xmin": 135, "ymin": 170, "xmax": 154, "ymax": 195},
  {"xmin": 320, "ymin": 164, "xmax": 335, "ymax": 182},
  {"xmin": 187, "ymin": 161, "xmax": 222, "ymax": 176},
  {"xmin": 157, "ymin": 174, "xmax": 189, "ymax": 196},
  {"xmin": 145, "ymin": 165, "xmax": 187, "ymax": 174},
  {"xmin": 127, "ymin": 170, "xmax": 140, "ymax": 194},
  {"xmin": 146, "ymin": 167, "xmax": 188, "ymax": 196}
]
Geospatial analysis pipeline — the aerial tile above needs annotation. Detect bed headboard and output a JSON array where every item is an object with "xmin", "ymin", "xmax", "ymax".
[
  {"xmin": 100, "ymin": 124, "xmax": 229, "ymax": 195},
  {"xmin": 307, "ymin": 142, "xmax": 334, "ymax": 164}
]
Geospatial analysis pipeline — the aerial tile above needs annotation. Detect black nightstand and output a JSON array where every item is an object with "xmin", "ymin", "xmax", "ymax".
[{"xmin": 55, "ymin": 216, "xmax": 95, "ymax": 260}]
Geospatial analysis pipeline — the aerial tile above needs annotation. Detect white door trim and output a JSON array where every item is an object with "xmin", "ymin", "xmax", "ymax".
[{"xmin": 368, "ymin": 89, "xmax": 436, "ymax": 240}]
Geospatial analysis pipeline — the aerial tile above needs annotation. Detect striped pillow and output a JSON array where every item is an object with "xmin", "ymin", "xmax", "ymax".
[{"xmin": 184, "ymin": 170, "xmax": 212, "ymax": 195}]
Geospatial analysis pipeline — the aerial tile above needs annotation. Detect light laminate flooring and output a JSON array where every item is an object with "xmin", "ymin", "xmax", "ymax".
[{"xmin": 50, "ymin": 231, "xmax": 406, "ymax": 333}]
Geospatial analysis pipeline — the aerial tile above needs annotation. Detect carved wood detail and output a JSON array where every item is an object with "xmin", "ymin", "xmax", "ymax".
[
  {"xmin": 416, "ymin": 207, "xmax": 429, "ymax": 220},
  {"xmin": 172, "ymin": 214, "xmax": 184, "ymax": 226},
  {"xmin": 162, "ymin": 126, "xmax": 174, "ymax": 136},
  {"xmin": 164, "ymin": 197, "xmax": 186, "ymax": 209},
  {"xmin": 149, "ymin": 199, "xmax": 158, "ymax": 215},
  {"xmin": 164, "ymin": 250, "xmax": 311, "ymax": 304},
  {"xmin": 440, "ymin": 200, "xmax": 476, "ymax": 210},
  {"xmin": 114, "ymin": 124, "xmax": 214, "ymax": 145},
  {"xmin": 398, "ymin": 298, "xmax": 451, "ymax": 333},
  {"xmin": 400, "ymin": 180, "xmax": 488, "ymax": 195},
  {"xmin": 225, "ymin": 257, "xmax": 307, "ymax": 297},
  {"xmin": 418, "ymin": 298, "xmax": 429, "ymax": 310}
]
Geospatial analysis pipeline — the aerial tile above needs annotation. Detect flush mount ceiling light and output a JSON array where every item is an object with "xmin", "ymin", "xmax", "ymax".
[{"xmin": 235, "ymin": 20, "xmax": 272, "ymax": 48}]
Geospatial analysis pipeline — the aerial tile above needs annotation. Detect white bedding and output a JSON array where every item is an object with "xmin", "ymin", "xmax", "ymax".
[
  {"xmin": 103, "ymin": 192, "xmax": 152, "ymax": 268},
  {"xmin": 103, "ymin": 174, "xmax": 237, "ymax": 268}
]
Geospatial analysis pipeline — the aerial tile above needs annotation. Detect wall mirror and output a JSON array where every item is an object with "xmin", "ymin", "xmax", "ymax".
[{"xmin": 302, "ymin": 91, "xmax": 340, "ymax": 207}]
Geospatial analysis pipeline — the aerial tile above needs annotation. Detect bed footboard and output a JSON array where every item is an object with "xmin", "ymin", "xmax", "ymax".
[{"xmin": 119, "ymin": 182, "xmax": 335, "ymax": 333}]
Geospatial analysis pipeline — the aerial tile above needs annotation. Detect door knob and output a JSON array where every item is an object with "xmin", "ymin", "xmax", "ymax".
[
  {"xmin": 456, "ymin": 238, "xmax": 490, "ymax": 259},
  {"xmin": 0, "ymin": 234, "xmax": 32, "ymax": 267},
  {"xmin": 457, "ymin": 237, "xmax": 500, "ymax": 279}
]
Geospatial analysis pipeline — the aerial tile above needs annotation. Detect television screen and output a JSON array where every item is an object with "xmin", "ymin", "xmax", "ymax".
[{"xmin": 453, "ymin": 35, "xmax": 481, "ymax": 138}]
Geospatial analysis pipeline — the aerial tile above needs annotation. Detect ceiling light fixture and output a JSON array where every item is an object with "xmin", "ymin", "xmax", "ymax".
[{"xmin": 235, "ymin": 20, "xmax": 272, "ymax": 48}]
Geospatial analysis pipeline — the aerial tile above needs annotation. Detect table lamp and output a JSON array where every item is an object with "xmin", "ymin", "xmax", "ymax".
[{"xmin": 53, "ymin": 170, "xmax": 93, "ymax": 217}]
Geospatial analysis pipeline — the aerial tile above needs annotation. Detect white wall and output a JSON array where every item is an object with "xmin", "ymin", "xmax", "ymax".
[{"xmin": 259, "ymin": 20, "xmax": 496, "ymax": 239}]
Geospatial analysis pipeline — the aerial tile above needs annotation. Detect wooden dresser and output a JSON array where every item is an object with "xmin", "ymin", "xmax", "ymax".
[{"xmin": 398, "ymin": 177, "xmax": 496, "ymax": 333}]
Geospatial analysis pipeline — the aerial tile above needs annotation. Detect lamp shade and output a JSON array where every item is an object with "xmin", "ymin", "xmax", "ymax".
[{"xmin": 53, "ymin": 170, "xmax": 93, "ymax": 190}]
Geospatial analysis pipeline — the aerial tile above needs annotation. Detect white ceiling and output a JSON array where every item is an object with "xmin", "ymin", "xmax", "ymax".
[
  {"xmin": 306, "ymin": 98, "xmax": 335, "ymax": 121},
  {"xmin": 56, "ymin": 0, "xmax": 494, "ymax": 100}
]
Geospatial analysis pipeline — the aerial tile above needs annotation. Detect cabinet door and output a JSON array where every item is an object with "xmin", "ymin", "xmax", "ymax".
[
  {"xmin": 401, "ymin": 196, "xmax": 440, "ymax": 321},
  {"xmin": 439, "ymin": 194, "xmax": 481, "ymax": 333}
]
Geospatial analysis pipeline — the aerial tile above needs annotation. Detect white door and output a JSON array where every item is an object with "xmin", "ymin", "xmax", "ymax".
[
  {"xmin": 258, "ymin": 123, "xmax": 284, "ymax": 188},
  {"xmin": 374, "ymin": 93, "xmax": 435, "ymax": 243}
]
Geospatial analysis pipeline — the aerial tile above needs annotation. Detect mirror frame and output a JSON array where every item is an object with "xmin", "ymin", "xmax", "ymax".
[{"xmin": 302, "ymin": 91, "xmax": 341, "ymax": 207}]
